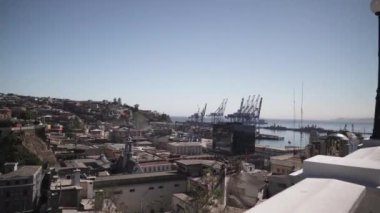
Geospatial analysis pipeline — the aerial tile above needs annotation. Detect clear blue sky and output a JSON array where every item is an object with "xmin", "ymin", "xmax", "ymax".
[{"xmin": 0, "ymin": 0, "xmax": 377, "ymax": 120}]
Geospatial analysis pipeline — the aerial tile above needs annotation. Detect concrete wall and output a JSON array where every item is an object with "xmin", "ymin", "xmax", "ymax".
[
  {"xmin": 0, "ymin": 180, "xmax": 35, "ymax": 212},
  {"xmin": 267, "ymin": 175, "xmax": 294, "ymax": 197},
  {"xmin": 171, "ymin": 194, "xmax": 196, "ymax": 213},
  {"xmin": 0, "ymin": 168, "xmax": 42, "ymax": 212},
  {"xmin": 303, "ymin": 155, "xmax": 380, "ymax": 187},
  {"xmin": 98, "ymin": 179, "xmax": 187, "ymax": 212},
  {"xmin": 140, "ymin": 163, "xmax": 175, "ymax": 173}
]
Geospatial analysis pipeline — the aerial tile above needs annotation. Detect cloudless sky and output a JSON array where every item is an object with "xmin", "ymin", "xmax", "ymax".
[{"xmin": 0, "ymin": 0, "xmax": 378, "ymax": 120}]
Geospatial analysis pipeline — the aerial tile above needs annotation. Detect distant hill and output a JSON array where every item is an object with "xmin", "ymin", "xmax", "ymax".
[{"xmin": 133, "ymin": 110, "xmax": 171, "ymax": 129}]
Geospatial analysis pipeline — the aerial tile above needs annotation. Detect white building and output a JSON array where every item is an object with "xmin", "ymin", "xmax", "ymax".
[
  {"xmin": 167, "ymin": 142, "xmax": 202, "ymax": 156},
  {"xmin": 246, "ymin": 146, "xmax": 380, "ymax": 213},
  {"xmin": 94, "ymin": 172, "xmax": 187, "ymax": 212},
  {"xmin": 249, "ymin": 178, "xmax": 371, "ymax": 213},
  {"xmin": 138, "ymin": 162, "xmax": 176, "ymax": 173}
]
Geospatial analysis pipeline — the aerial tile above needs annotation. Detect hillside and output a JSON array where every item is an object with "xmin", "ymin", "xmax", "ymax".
[
  {"xmin": 22, "ymin": 133, "xmax": 57, "ymax": 166},
  {"xmin": 0, "ymin": 131, "xmax": 56, "ymax": 171}
]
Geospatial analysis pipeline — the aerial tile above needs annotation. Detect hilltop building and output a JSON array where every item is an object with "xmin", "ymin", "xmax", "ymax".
[{"xmin": 0, "ymin": 108, "xmax": 11, "ymax": 120}]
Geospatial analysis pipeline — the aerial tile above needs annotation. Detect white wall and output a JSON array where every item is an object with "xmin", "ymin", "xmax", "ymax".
[
  {"xmin": 140, "ymin": 163, "xmax": 174, "ymax": 173},
  {"xmin": 303, "ymin": 155, "xmax": 380, "ymax": 187},
  {"xmin": 103, "ymin": 179, "xmax": 187, "ymax": 212}
]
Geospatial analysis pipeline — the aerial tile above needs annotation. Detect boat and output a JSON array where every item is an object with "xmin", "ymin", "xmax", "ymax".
[{"xmin": 256, "ymin": 133, "xmax": 285, "ymax": 141}]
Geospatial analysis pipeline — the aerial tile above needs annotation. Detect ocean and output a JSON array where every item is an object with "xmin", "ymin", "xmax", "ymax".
[{"xmin": 171, "ymin": 116, "xmax": 374, "ymax": 150}]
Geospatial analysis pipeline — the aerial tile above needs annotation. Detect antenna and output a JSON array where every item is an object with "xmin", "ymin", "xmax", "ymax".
[
  {"xmin": 293, "ymin": 89, "xmax": 296, "ymax": 146},
  {"xmin": 300, "ymin": 82, "xmax": 304, "ymax": 148},
  {"xmin": 293, "ymin": 89, "xmax": 296, "ymax": 128}
]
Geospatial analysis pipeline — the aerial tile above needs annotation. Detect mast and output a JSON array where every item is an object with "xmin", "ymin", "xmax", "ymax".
[
  {"xmin": 300, "ymin": 82, "xmax": 304, "ymax": 148},
  {"xmin": 293, "ymin": 89, "xmax": 296, "ymax": 145}
]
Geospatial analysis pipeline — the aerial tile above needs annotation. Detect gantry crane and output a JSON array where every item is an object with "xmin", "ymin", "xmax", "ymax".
[
  {"xmin": 209, "ymin": 99, "xmax": 228, "ymax": 124},
  {"xmin": 188, "ymin": 103, "xmax": 207, "ymax": 124},
  {"xmin": 226, "ymin": 94, "xmax": 263, "ymax": 125}
]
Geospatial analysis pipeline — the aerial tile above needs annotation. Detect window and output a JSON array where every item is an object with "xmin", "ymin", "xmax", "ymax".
[
  {"xmin": 174, "ymin": 184, "xmax": 179, "ymax": 187},
  {"xmin": 15, "ymin": 180, "xmax": 19, "ymax": 185},
  {"xmin": 149, "ymin": 186, "xmax": 154, "ymax": 190},
  {"xmin": 23, "ymin": 189, "xmax": 28, "ymax": 196},
  {"xmin": 129, "ymin": 189, "xmax": 135, "ymax": 192},
  {"xmin": 6, "ymin": 181, "xmax": 10, "ymax": 186},
  {"xmin": 158, "ymin": 185, "xmax": 164, "ymax": 189},
  {"xmin": 24, "ymin": 180, "xmax": 28, "ymax": 184},
  {"xmin": 6, "ymin": 191, "xmax": 10, "ymax": 197},
  {"xmin": 150, "ymin": 209, "xmax": 155, "ymax": 213}
]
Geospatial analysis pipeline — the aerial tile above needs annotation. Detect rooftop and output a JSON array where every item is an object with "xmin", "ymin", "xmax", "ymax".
[
  {"xmin": 270, "ymin": 154, "xmax": 298, "ymax": 161},
  {"xmin": 168, "ymin": 142, "xmax": 202, "ymax": 146},
  {"xmin": 0, "ymin": 166, "xmax": 41, "ymax": 179},
  {"xmin": 176, "ymin": 159, "xmax": 223, "ymax": 169},
  {"xmin": 94, "ymin": 171, "xmax": 186, "ymax": 188},
  {"xmin": 138, "ymin": 161, "xmax": 174, "ymax": 166},
  {"xmin": 173, "ymin": 193, "xmax": 194, "ymax": 202},
  {"xmin": 248, "ymin": 145, "xmax": 380, "ymax": 213},
  {"xmin": 247, "ymin": 178, "xmax": 365, "ymax": 213},
  {"xmin": 303, "ymin": 149, "xmax": 380, "ymax": 187},
  {"xmin": 345, "ymin": 146, "xmax": 380, "ymax": 161}
]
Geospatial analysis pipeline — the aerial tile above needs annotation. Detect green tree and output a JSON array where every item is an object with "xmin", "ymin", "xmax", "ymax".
[
  {"xmin": 189, "ymin": 166, "xmax": 224, "ymax": 212},
  {"xmin": 0, "ymin": 134, "xmax": 42, "ymax": 171}
]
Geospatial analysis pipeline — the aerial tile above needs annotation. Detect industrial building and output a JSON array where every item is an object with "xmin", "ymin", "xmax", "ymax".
[
  {"xmin": 212, "ymin": 123, "xmax": 256, "ymax": 155},
  {"xmin": 167, "ymin": 142, "xmax": 203, "ymax": 156},
  {"xmin": 94, "ymin": 172, "xmax": 187, "ymax": 212}
]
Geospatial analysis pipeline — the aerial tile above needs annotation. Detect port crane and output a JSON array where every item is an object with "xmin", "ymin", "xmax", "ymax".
[
  {"xmin": 209, "ymin": 98, "xmax": 228, "ymax": 124},
  {"xmin": 226, "ymin": 94, "xmax": 263, "ymax": 126},
  {"xmin": 200, "ymin": 103, "xmax": 207, "ymax": 123},
  {"xmin": 188, "ymin": 103, "xmax": 207, "ymax": 123}
]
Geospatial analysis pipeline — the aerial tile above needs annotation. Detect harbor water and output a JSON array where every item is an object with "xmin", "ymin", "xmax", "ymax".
[
  {"xmin": 256, "ymin": 129, "xmax": 308, "ymax": 150},
  {"xmin": 258, "ymin": 118, "xmax": 374, "ymax": 150},
  {"xmin": 171, "ymin": 116, "xmax": 374, "ymax": 150}
]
